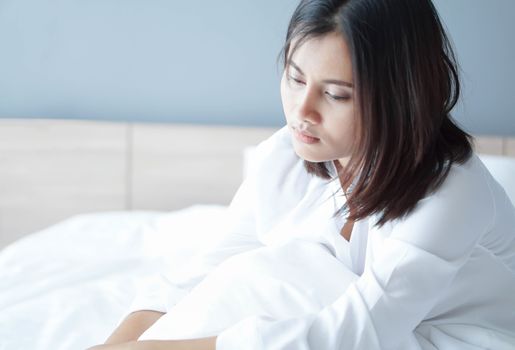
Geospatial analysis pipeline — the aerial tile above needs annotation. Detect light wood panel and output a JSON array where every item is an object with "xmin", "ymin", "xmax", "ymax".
[
  {"xmin": 130, "ymin": 123, "xmax": 276, "ymax": 210},
  {"xmin": 0, "ymin": 119, "xmax": 127, "ymax": 248},
  {"xmin": 505, "ymin": 139, "xmax": 515, "ymax": 157},
  {"xmin": 473, "ymin": 136, "xmax": 504, "ymax": 155}
]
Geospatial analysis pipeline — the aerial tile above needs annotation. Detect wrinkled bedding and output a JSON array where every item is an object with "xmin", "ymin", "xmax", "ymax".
[{"xmin": 0, "ymin": 205, "xmax": 229, "ymax": 350}]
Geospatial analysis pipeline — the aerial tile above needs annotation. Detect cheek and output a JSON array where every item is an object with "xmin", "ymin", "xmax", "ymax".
[{"xmin": 326, "ymin": 110, "xmax": 357, "ymax": 144}]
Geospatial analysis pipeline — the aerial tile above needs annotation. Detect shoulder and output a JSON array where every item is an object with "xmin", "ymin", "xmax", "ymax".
[
  {"xmin": 433, "ymin": 153, "xmax": 492, "ymax": 202},
  {"xmin": 411, "ymin": 153, "xmax": 494, "ymax": 217},
  {"xmin": 381, "ymin": 153, "xmax": 497, "ymax": 259},
  {"xmin": 379, "ymin": 153, "xmax": 493, "ymax": 224}
]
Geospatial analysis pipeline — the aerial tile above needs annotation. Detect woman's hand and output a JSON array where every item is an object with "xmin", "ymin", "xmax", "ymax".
[
  {"xmin": 103, "ymin": 310, "xmax": 165, "ymax": 345},
  {"xmin": 86, "ymin": 343, "xmax": 133, "ymax": 350},
  {"xmin": 86, "ymin": 337, "xmax": 217, "ymax": 350}
]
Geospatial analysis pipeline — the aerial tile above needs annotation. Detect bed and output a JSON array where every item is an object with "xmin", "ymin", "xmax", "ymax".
[{"xmin": 0, "ymin": 119, "xmax": 514, "ymax": 350}]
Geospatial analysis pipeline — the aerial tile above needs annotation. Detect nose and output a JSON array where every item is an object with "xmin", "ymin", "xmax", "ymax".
[{"xmin": 296, "ymin": 85, "xmax": 322, "ymax": 125}]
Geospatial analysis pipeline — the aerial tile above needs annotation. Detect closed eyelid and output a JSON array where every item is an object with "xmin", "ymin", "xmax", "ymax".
[
  {"xmin": 286, "ymin": 73, "xmax": 350, "ymax": 99},
  {"xmin": 288, "ymin": 60, "xmax": 354, "ymax": 88},
  {"xmin": 326, "ymin": 92, "xmax": 351, "ymax": 101}
]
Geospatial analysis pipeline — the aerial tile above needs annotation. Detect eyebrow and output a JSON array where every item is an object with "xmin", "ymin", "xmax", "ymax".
[{"xmin": 288, "ymin": 60, "xmax": 354, "ymax": 88}]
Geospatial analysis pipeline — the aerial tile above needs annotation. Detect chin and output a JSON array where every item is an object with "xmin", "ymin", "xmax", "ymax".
[{"xmin": 292, "ymin": 145, "xmax": 327, "ymax": 163}]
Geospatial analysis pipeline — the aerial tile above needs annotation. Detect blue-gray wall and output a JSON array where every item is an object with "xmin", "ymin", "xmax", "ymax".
[
  {"xmin": 0, "ymin": 0, "xmax": 513, "ymax": 134},
  {"xmin": 433, "ymin": 0, "xmax": 515, "ymax": 136}
]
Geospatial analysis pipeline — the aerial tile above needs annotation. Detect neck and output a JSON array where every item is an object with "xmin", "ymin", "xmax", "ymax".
[{"xmin": 333, "ymin": 159, "xmax": 353, "ymax": 192}]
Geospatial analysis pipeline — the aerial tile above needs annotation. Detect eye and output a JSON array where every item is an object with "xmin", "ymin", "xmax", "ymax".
[
  {"xmin": 325, "ymin": 92, "xmax": 350, "ymax": 101},
  {"xmin": 287, "ymin": 74, "xmax": 305, "ymax": 85}
]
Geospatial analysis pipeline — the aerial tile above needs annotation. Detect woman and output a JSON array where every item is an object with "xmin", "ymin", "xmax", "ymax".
[{"xmin": 89, "ymin": 0, "xmax": 515, "ymax": 349}]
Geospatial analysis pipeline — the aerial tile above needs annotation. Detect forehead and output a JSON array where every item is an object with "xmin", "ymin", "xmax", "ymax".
[{"xmin": 288, "ymin": 32, "xmax": 353, "ymax": 81}]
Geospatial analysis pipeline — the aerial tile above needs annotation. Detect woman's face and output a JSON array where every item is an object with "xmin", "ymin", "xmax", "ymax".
[{"xmin": 281, "ymin": 31, "xmax": 357, "ymax": 167}]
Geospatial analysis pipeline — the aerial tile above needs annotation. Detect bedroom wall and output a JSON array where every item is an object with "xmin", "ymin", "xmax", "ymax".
[
  {"xmin": 0, "ymin": 0, "xmax": 296, "ymax": 126},
  {"xmin": 0, "ymin": 0, "xmax": 513, "ymax": 134},
  {"xmin": 432, "ymin": 0, "xmax": 515, "ymax": 136}
]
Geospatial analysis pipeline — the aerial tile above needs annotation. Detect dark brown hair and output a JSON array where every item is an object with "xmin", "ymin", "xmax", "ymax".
[{"xmin": 278, "ymin": 0, "xmax": 473, "ymax": 227}]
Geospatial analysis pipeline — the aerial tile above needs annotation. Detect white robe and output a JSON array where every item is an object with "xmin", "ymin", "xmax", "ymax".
[{"xmin": 131, "ymin": 125, "xmax": 515, "ymax": 349}]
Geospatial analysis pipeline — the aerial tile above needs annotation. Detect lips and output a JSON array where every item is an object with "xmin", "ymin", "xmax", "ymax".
[
  {"xmin": 292, "ymin": 127, "xmax": 320, "ymax": 144},
  {"xmin": 292, "ymin": 126, "xmax": 319, "ymax": 139}
]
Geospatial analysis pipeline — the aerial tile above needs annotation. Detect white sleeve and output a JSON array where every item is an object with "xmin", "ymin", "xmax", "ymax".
[
  {"xmin": 124, "ymin": 128, "xmax": 289, "ymax": 316},
  {"xmin": 216, "ymin": 159, "xmax": 496, "ymax": 350},
  {"xmin": 126, "ymin": 170, "xmax": 262, "ymax": 315}
]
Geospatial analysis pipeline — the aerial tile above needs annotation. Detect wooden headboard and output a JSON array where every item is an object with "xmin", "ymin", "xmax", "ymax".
[{"xmin": 0, "ymin": 118, "xmax": 514, "ymax": 249}]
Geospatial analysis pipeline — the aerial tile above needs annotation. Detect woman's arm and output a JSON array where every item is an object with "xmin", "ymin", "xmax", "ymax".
[
  {"xmin": 104, "ymin": 310, "xmax": 165, "ymax": 345},
  {"xmin": 88, "ymin": 337, "xmax": 217, "ymax": 350}
]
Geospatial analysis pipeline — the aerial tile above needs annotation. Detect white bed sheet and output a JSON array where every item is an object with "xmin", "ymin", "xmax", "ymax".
[{"xmin": 0, "ymin": 205, "xmax": 229, "ymax": 350}]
